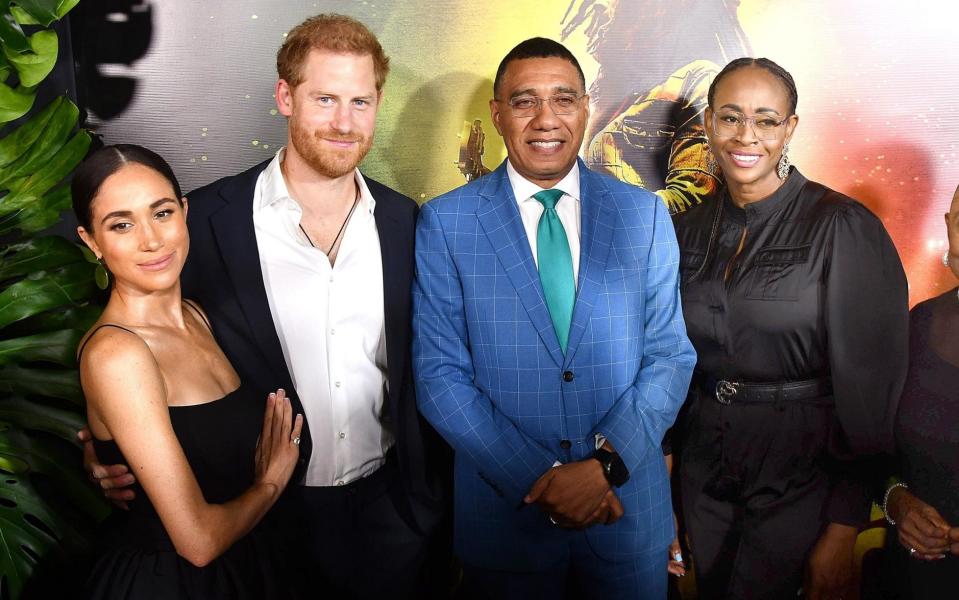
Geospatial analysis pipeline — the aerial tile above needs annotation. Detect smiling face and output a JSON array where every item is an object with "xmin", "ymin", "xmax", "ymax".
[
  {"xmin": 276, "ymin": 50, "xmax": 380, "ymax": 180},
  {"xmin": 705, "ymin": 66, "xmax": 798, "ymax": 203},
  {"xmin": 77, "ymin": 163, "xmax": 188, "ymax": 295},
  {"xmin": 490, "ymin": 57, "xmax": 589, "ymax": 188}
]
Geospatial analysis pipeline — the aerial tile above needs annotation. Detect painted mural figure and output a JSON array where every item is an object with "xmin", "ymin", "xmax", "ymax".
[
  {"xmin": 457, "ymin": 118, "xmax": 493, "ymax": 181},
  {"xmin": 562, "ymin": 0, "xmax": 751, "ymax": 213},
  {"xmin": 414, "ymin": 37, "xmax": 696, "ymax": 598}
]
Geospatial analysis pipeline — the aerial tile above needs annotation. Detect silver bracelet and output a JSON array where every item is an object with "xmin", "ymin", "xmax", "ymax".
[{"xmin": 882, "ymin": 481, "xmax": 908, "ymax": 526}]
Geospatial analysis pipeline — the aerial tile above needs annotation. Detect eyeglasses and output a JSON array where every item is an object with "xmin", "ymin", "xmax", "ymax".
[
  {"xmin": 712, "ymin": 111, "xmax": 790, "ymax": 140},
  {"xmin": 500, "ymin": 93, "xmax": 585, "ymax": 118}
]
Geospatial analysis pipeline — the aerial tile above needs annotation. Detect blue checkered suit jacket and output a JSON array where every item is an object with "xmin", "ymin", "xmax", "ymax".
[{"xmin": 412, "ymin": 159, "xmax": 696, "ymax": 570}]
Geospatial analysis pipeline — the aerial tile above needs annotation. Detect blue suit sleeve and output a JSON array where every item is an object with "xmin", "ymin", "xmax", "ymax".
[
  {"xmin": 591, "ymin": 197, "xmax": 697, "ymax": 474},
  {"xmin": 412, "ymin": 202, "xmax": 558, "ymax": 500}
]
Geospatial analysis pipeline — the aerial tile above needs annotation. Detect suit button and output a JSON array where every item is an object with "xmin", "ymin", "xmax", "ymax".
[
  {"xmin": 562, "ymin": 371, "xmax": 574, "ymax": 382},
  {"xmin": 560, "ymin": 440, "xmax": 572, "ymax": 450}
]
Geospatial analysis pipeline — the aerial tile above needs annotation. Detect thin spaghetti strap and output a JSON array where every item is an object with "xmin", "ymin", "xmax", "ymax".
[
  {"xmin": 76, "ymin": 324, "xmax": 141, "ymax": 362},
  {"xmin": 183, "ymin": 299, "xmax": 213, "ymax": 333}
]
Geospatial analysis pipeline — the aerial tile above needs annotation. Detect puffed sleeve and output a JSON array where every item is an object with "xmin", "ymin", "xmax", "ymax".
[{"xmin": 822, "ymin": 202, "xmax": 909, "ymax": 523}]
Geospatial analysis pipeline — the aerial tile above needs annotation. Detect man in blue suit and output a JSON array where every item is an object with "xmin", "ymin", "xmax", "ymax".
[{"xmin": 412, "ymin": 38, "xmax": 696, "ymax": 598}]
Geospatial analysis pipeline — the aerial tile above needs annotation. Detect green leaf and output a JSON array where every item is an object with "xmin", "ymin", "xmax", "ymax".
[
  {"xmin": 0, "ymin": 329, "xmax": 82, "ymax": 367},
  {"xmin": 9, "ymin": 0, "xmax": 57, "ymax": 26},
  {"xmin": 0, "ymin": 364, "xmax": 81, "ymax": 402},
  {"xmin": 0, "ymin": 80, "xmax": 36, "ymax": 123},
  {"xmin": 0, "ymin": 396, "xmax": 84, "ymax": 443},
  {"xmin": 0, "ymin": 185, "xmax": 72, "ymax": 234},
  {"xmin": 7, "ymin": 128, "xmax": 89, "ymax": 199},
  {"xmin": 0, "ymin": 236, "xmax": 85, "ymax": 281},
  {"xmin": 9, "ymin": 5, "xmax": 38, "ymax": 25},
  {"xmin": 2, "ymin": 304, "xmax": 101, "ymax": 337},
  {"xmin": 53, "ymin": 0, "xmax": 78, "ymax": 19},
  {"xmin": 0, "ymin": 473, "xmax": 62, "ymax": 599},
  {"xmin": 4, "ymin": 29, "xmax": 57, "ymax": 87},
  {"xmin": 0, "ymin": 7, "xmax": 29, "ymax": 54},
  {"xmin": 0, "ymin": 95, "xmax": 61, "ymax": 168},
  {"xmin": 0, "ymin": 426, "xmax": 105, "ymax": 519},
  {"xmin": 0, "ymin": 98, "xmax": 78, "ymax": 188},
  {"xmin": 0, "ymin": 262, "xmax": 97, "ymax": 329}
]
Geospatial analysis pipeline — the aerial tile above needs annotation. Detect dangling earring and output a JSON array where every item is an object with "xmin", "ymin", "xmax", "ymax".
[
  {"xmin": 777, "ymin": 143, "xmax": 791, "ymax": 180},
  {"xmin": 95, "ymin": 256, "xmax": 110, "ymax": 290},
  {"xmin": 944, "ymin": 250, "xmax": 952, "ymax": 268},
  {"xmin": 704, "ymin": 142, "xmax": 719, "ymax": 176}
]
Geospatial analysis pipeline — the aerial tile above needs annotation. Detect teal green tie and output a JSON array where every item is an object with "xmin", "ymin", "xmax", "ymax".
[{"xmin": 533, "ymin": 189, "xmax": 575, "ymax": 353}]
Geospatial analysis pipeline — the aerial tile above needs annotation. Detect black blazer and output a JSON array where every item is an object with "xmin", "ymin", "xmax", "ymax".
[{"xmin": 181, "ymin": 159, "xmax": 447, "ymax": 530}]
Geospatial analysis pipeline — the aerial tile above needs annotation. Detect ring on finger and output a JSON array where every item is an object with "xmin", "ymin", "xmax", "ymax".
[
  {"xmin": 291, "ymin": 435, "xmax": 301, "ymax": 446},
  {"xmin": 909, "ymin": 547, "xmax": 917, "ymax": 555}
]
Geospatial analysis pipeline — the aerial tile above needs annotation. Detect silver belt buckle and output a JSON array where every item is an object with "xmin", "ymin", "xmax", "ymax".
[{"xmin": 715, "ymin": 380, "xmax": 739, "ymax": 405}]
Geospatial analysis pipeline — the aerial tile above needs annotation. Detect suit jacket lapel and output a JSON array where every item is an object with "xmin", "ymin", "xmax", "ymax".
[
  {"xmin": 477, "ymin": 164, "xmax": 565, "ymax": 367},
  {"xmin": 370, "ymin": 183, "xmax": 409, "ymax": 416},
  {"xmin": 208, "ymin": 172, "xmax": 295, "ymax": 392},
  {"xmin": 565, "ymin": 162, "xmax": 614, "ymax": 365}
]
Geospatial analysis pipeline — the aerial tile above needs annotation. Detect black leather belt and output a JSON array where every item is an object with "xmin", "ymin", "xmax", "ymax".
[{"xmin": 692, "ymin": 372, "xmax": 832, "ymax": 406}]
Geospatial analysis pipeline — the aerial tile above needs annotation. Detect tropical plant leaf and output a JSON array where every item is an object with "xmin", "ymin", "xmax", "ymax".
[
  {"xmin": 0, "ymin": 98, "xmax": 78, "ymax": 190},
  {"xmin": 2, "ymin": 304, "xmax": 100, "ymax": 337},
  {"xmin": 0, "ymin": 5, "xmax": 29, "ymax": 53},
  {"xmin": 0, "ymin": 474, "xmax": 61, "ymax": 599},
  {"xmin": 0, "ymin": 262, "xmax": 97, "ymax": 329},
  {"xmin": 0, "ymin": 236, "xmax": 84, "ymax": 281},
  {"xmin": 3, "ymin": 29, "xmax": 56, "ymax": 87},
  {"xmin": 0, "ymin": 364, "xmax": 81, "ymax": 402},
  {"xmin": 8, "ymin": 0, "xmax": 55, "ymax": 26},
  {"xmin": 0, "ymin": 425, "xmax": 106, "ymax": 519},
  {"xmin": 0, "ymin": 80, "xmax": 35, "ymax": 123},
  {"xmin": 0, "ymin": 329, "xmax": 81, "ymax": 367},
  {"xmin": 7, "ymin": 128, "xmax": 89, "ymax": 199},
  {"xmin": 0, "ymin": 183, "xmax": 72, "ymax": 234},
  {"xmin": 9, "ymin": 5, "xmax": 37, "ymax": 25},
  {"xmin": 0, "ymin": 95, "xmax": 61, "ymax": 168},
  {"xmin": 0, "ymin": 396, "xmax": 84, "ymax": 443}
]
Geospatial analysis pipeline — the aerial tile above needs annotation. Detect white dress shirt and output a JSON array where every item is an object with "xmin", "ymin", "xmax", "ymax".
[
  {"xmin": 506, "ymin": 159, "xmax": 582, "ymax": 287},
  {"xmin": 253, "ymin": 149, "xmax": 391, "ymax": 487}
]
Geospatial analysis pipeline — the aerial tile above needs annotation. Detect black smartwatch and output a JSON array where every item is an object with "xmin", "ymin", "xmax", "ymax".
[{"xmin": 593, "ymin": 448, "xmax": 629, "ymax": 488}]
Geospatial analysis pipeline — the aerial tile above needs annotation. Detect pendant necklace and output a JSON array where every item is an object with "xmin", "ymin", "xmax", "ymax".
[{"xmin": 300, "ymin": 185, "xmax": 360, "ymax": 258}]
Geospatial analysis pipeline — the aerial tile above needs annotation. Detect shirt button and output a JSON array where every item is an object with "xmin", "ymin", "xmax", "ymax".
[
  {"xmin": 329, "ymin": 276, "xmax": 334, "ymax": 283},
  {"xmin": 560, "ymin": 440, "xmax": 572, "ymax": 450},
  {"xmin": 339, "ymin": 432, "xmax": 346, "ymax": 439},
  {"xmin": 562, "ymin": 371, "xmax": 574, "ymax": 382},
  {"xmin": 330, "ymin": 328, "xmax": 336, "ymax": 335},
  {"xmin": 335, "ymin": 381, "xmax": 341, "ymax": 388}
]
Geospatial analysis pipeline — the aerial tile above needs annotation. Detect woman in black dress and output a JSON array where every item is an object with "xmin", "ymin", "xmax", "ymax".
[
  {"xmin": 74, "ymin": 145, "xmax": 303, "ymax": 599},
  {"xmin": 671, "ymin": 58, "xmax": 909, "ymax": 599},
  {"xmin": 881, "ymin": 185, "xmax": 959, "ymax": 598}
]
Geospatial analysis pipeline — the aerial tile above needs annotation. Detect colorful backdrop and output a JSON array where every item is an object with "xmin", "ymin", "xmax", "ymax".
[{"xmin": 72, "ymin": 0, "xmax": 959, "ymax": 306}]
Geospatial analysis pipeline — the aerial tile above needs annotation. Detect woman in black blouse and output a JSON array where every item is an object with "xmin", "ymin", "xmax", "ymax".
[
  {"xmin": 671, "ymin": 58, "xmax": 909, "ymax": 599},
  {"xmin": 881, "ymin": 185, "xmax": 959, "ymax": 598}
]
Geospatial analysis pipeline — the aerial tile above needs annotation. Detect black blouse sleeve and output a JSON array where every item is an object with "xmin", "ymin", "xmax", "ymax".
[
  {"xmin": 824, "ymin": 203, "xmax": 909, "ymax": 456},
  {"xmin": 822, "ymin": 203, "xmax": 909, "ymax": 524}
]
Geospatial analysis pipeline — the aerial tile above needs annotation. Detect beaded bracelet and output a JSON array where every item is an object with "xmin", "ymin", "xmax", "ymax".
[{"xmin": 882, "ymin": 481, "xmax": 908, "ymax": 526}]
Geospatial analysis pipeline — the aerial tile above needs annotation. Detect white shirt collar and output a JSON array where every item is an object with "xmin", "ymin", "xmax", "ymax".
[
  {"xmin": 505, "ymin": 158, "xmax": 581, "ymax": 206},
  {"xmin": 255, "ymin": 147, "xmax": 377, "ymax": 216}
]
